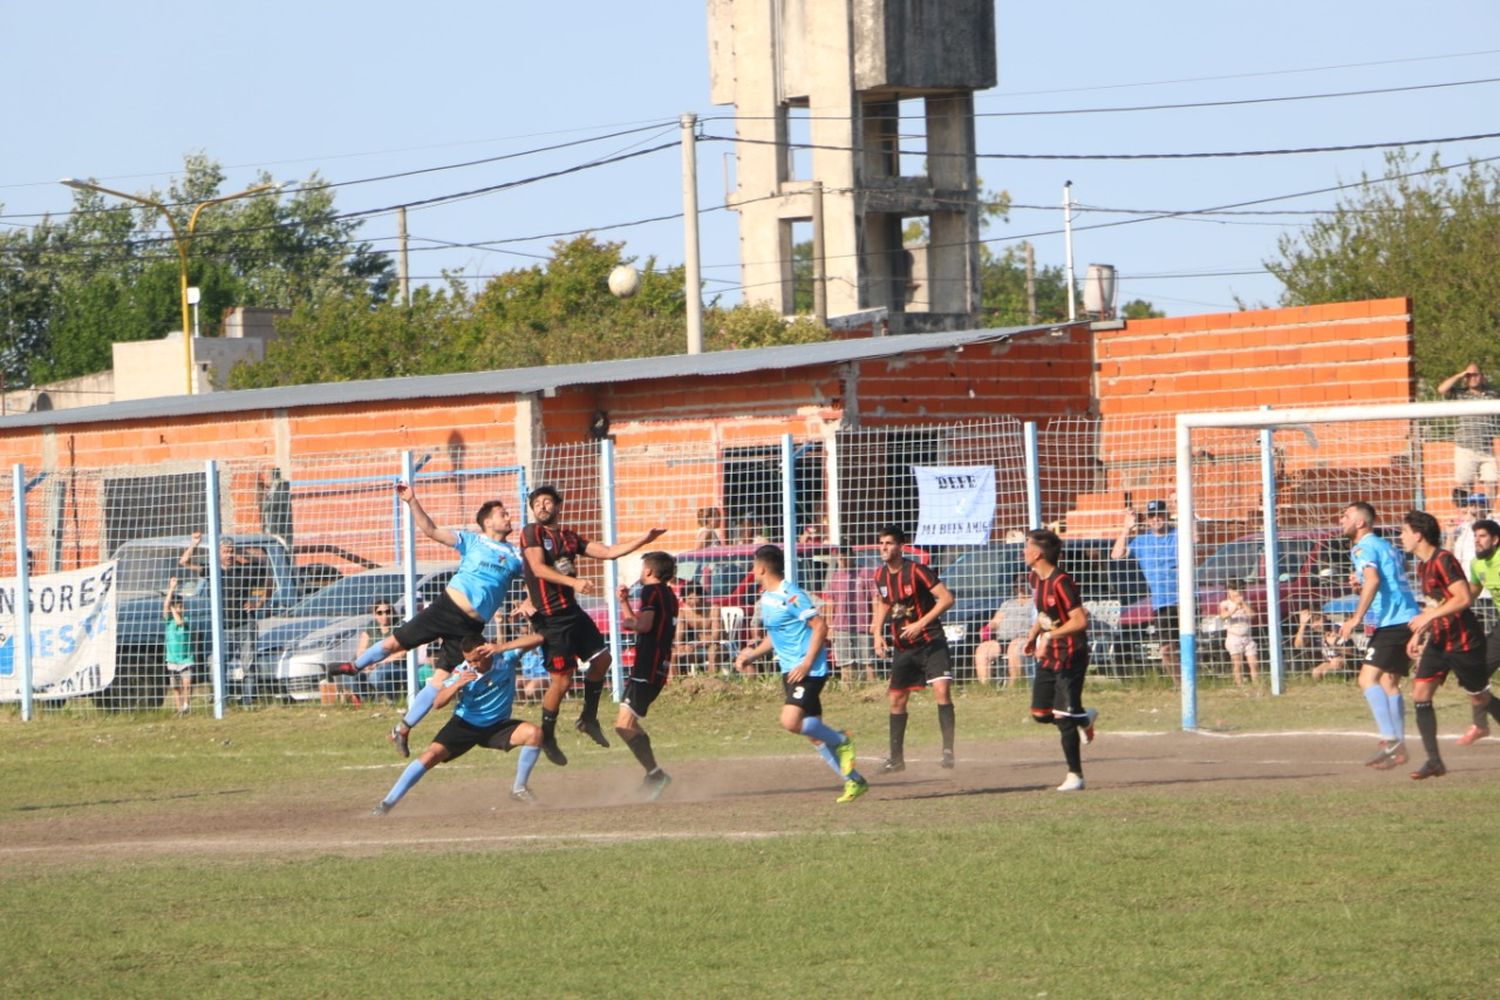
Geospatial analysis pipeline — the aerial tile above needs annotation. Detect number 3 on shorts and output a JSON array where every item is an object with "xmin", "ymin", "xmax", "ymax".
[{"xmin": 792, "ymin": 685, "xmax": 805, "ymax": 700}]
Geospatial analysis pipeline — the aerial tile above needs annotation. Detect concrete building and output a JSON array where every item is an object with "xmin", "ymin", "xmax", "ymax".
[{"xmin": 709, "ymin": 0, "xmax": 996, "ymax": 331}]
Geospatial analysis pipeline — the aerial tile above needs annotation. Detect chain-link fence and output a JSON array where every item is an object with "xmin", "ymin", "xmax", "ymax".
[{"xmin": 5, "ymin": 406, "xmax": 1498, "ymax": 719}]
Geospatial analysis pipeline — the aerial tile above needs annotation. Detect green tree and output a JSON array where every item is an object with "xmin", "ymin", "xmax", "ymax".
[
  {"xmin": 1121, "ymin": 298, "xmax": 1164, "ymax": 320},
  {"xmin": 0, "ymin": 154, "xmax": 392, "ymax": 388},
  {"xmin": 228, "ymin": 234, "xmax": 830, "ymax": 388},
  {"xmin": 1266, "ymin": 149, "xmax": 1500, "ymax": 387}
]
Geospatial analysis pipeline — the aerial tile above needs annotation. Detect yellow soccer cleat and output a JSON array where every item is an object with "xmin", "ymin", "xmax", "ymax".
[{"xmin": 836, "ymin": 777, "xmax": 869, "ymax": 803}]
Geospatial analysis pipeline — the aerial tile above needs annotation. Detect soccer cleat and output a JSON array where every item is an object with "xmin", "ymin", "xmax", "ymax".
[
  {"xmin": 388, "ymin": 725, "xmax": 409, "ymax": 759},
  {"xmin": 879, "ymin": 758, "xmax": 906, "ymax": 774},
  {"xmin": 1457, "ymin": 724, "xmax": 1490, "ymax": 747},
  {"xmin": 1387, "ymin": 742, "xmax": 1408, "ymax": 766},
  {"xmin": 835, "ymin": 777, "xmax": 869, "ymax": 803},
  {"xmin": 509, "ymin": 788, "xmax": 538, "ymax": 806},
  {"xmin": 833, "ymin": 731, "xmax": 857, "ymax": 777},
  {"xmin": 371, "ymin": 801, "xmax": 392, "ymax": 816},
  {"xmin": 1057, "ymin": 772, "xmax": 1086, "ymax": 792},
  {"xmin": 642, "ymin": 770, "xmax": 672, "ymax": 802},
  {"xmin": 574, "ymin": 717, "xmax": 611, "ymax": 748},
  {"xmin": 329, "ymin": 662, "xmax": 359, "ymax": 677},
  {"xmin": 540, "ymin": 737, "xmax": 569, "ymax": 767},
  {"xmin": 1410, "ymin": 759, "xmax": 1448, "ymax": 781},
  {"xmin": 1081, "ymin": 708, "xmax": 1099, "ymax": 745},
  {"xmin": 940, "ymin": 750, "xmax": 956, "ymax": 770},
  {"xmin": 1363, "ymin": 741, "xmax": 1395, "ymax": 767}
]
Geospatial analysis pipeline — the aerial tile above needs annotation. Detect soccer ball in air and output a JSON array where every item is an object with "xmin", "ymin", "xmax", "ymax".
[{"xmin": 608, "ymin": 264, "xmax": 641, "ymax": 299}]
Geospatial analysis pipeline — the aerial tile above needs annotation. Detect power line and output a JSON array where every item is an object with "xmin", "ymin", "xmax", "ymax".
[
  {"xmin": 982, "ymin": 47, "xmax": 1500, "ymax": 98},
  {"xmin": 713, "ymin": 75, "xmax": 1500, "ymax": 123},
  {"xmin": 703, "ymin": 128, "xmax": 1500, "ymax": 161}
]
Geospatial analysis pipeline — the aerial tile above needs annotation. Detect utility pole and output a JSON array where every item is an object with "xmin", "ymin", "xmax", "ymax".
[
  {"xmin": 1024, "ymin": 241, "xmax": 1036, "ymax": 323},
  {"xmin": 396, "ymin": 206, "xmax": 410, "ymax": 306},
  {"xmin": 811, "ymin": 180, "xmax": 827, "ymax": 326},
  {"xmin": 682, "ymin": 113, "xmax": 704, "ymax": 354},
  {"xmin": 1063, "ymin": 181, "xmax": 1077, "ymax": 322}
]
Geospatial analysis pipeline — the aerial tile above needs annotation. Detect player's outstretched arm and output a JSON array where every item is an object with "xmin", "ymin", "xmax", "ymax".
[
  {"xmin": 585, "ymin": 527, "xmax": 668, "ymax": 562},
  {"xmin": 397, "ymin": 483, "xmax": 458, "ymax": 547}
]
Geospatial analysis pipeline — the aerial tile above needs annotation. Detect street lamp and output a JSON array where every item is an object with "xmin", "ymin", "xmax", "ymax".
[{"xmin": 60, "ymin": 177, "xmax": 277, "ymax": 395}]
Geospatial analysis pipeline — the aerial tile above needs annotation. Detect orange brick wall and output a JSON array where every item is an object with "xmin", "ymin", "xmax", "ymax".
[{"xmin": 1064, "ymin": 298, "xmax": 1417, "ymax": 534}]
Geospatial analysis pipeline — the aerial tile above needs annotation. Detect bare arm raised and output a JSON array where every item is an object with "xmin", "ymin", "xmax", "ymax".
[{"xmin": 397, "ymin": 483, "xmax": 457, "ymax": 548}]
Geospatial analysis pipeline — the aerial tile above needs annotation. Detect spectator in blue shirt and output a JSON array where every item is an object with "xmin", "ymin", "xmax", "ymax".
[{"xmin": 1113, "ymin": 499, "xmax": 1179, "ymax": 683}]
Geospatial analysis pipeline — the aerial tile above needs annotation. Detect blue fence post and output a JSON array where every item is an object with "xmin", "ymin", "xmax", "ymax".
[
  {"xmin": 1260, "ymin": 406, "xmax": 1285, "ymax": 696},
  {"xmin": 781, "ymin": 434, "xmax": 797, "ymax": 584},
  {"xmin": 600, "ymin": 438, "xmax": 623, "ymax": 702},
  {"xmin": 1023, "ymin": 421, "xmax": 1042, "ymax": 531},
  {"xmin": 204, "ymin": 460, "xmax": 227, "ymax": 719},
  {"xmin": 400, "ymin": 451, "xmax": 419, "ymax": 698},
  {"xmin": 1174, "ymin": 421, "xmax": 1198, "ymax": 731},
  {"xmin": 11, "ymin": 464, "xmax": 33, "ymax": 722}
]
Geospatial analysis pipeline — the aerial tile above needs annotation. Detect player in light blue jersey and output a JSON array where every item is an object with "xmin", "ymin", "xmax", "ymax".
[
  {"xmin": 734, "ymin": 544, "xmax": 869, "ymax": 803},
  {"xmin": 337, "ymin": 483, "xmax": 526, "ymax": 758},
  {"xmin": 374, "ymin": 632, "xmax": 545, "ymax": 814},
  {"xmin": 1338, "ymin": 502, "xmax": 1420, "ymax": 769}
]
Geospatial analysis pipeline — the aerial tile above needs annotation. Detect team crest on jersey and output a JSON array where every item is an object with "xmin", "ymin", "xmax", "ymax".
[
  {"xmin": 543, "ymin": 537, "xmax": 554, "ymax": 551},
  {"xmin": 878, "ymin": 585, "xmax": 889, "ymax": 597}
]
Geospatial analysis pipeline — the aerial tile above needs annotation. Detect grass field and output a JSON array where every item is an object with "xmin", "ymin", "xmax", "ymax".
[{"xmin": 2, "ymin": 678, "xmax": 1496, "ymax": 998}]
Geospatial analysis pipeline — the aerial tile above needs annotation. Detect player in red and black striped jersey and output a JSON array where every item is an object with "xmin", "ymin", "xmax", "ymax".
[
  {"xmin": 1022, "ymin": 529, "xmax": 1098, "ymax": 792},
  {"xmin": 1398, "ymin": 509, "xmax": 1500, "ymax": 780},
  {"xmin": 520, "ymin": 485, "xmax": 666, "ymax": 766},
  {"xmin": 871, "ymin": 525, "xmax": 957, "ymax": 771},
  {"xmin": 613, "ymin": 551, "xmax": 679, "ymax": 800}
]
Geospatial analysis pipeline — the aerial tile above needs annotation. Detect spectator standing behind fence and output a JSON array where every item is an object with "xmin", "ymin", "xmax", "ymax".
[
  {"xmin": 162, "ymin": 577, "xmax": 193, "ymax": 715},
  {"xmin": 1446, "ymin": 492, "xmax": 1490, "ymax": 571},
  {"xmin": 1112, "ymin": 499, "xmax": 1179, "ymax": 684},
  {"xmin": 872, "ymin": 525, "xmax": 957, "ymax": 772},
  {"xmin": 1398, "ymin": 509, "xmax": 1500, "ymax": 780},
  {"xmin": 695, "ymin": 507, "xmax": 725, "ymax": 548},
  {"xmin": 178, "ymin": 533, "xmax": 267, "ymax": 705},
  {"xmin": 1458, "ymin": 517, "xmax": 1500, "ymax": 745},
  {"xmin": 823, "ymin": 551, "xmax": 876, "ymax": 683},
  {"xmin": 1218, "ymin": 581, "xmax": 1260, "ymax": 687},
  {"xmin": 973, "ymin": 576, "xmax": 1035, "ymax": 687},
  {"xmin": 1438, "ymin": 363, "xmax": 1500, "ymax": 504}
]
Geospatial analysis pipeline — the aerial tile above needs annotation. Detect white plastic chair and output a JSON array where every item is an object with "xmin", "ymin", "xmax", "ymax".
[{"xmin": 719, "ymin": 605, "xmax": 746, "ymax": 673}]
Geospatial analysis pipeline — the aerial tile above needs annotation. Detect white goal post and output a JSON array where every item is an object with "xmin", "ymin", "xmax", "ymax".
[{"xmin": 1175, "ymin": 397, "xmax": 1500, "ymax": 730}]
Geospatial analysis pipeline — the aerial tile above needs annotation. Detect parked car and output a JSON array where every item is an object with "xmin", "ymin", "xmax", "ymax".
[
  {"xmin": 1117, "ymin": 529, "xmax": 1352, "ymax": 668},
  {"xmin": 108, "ymin": 534, "xmax": 301, "ymax": 710},
  {"xmin": 939, "ymin": 538, "xmax": 1149, "ymax": 678}
]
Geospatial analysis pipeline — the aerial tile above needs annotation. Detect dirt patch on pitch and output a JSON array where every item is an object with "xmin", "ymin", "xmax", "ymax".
[{"xmin": 4, "ymin": 730, "xmax": 1497, "ymax": 868}]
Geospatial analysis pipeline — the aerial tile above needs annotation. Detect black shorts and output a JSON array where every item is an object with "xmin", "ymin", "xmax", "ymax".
[
  {"xmin": 432, "ymin": 716, "xmax": 525, "ymax": 760},
  {"xmin": 1032, "ymin": 650, "xmax": 1089, "ymax": 721},
  {"xmin": 393, "ymin": 590, "xmax": 486, "ymax": 669},
  {"xmin": 621, "ymin": 677, "xmax": 665, "ymax": 719},
  {"xmin": 537, "ymin": 607, "xmax": 607, "ymax": 673},
  {"xmin": 889, "ymin": 638, "xmax": 954, "ymax": 691},
  {"xmin": 1415, "ymin": 645, "xmax": 1494, "ymax": 694},
  {"xmin": 1151, "ymin": 605, "xmax": 1179, "ymax": 641},
  {"xmin": 1363, "ymin": 624, "xmax": 1413, "ymax": 677},
  {"xmin": 782, "ymin": 673, "xmax": 828, "ymax": 718}
]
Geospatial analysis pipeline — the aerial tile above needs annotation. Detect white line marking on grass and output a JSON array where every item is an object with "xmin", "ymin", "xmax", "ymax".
[{"xmin": 0, "ymin": 828, "xmax": 842, "ymax": 858}]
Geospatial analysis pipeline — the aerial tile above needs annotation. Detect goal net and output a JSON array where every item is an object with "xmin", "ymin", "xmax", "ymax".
[{"xmin": 1175, "ymin": 398, "xmax": 1500, "ymax": 730}]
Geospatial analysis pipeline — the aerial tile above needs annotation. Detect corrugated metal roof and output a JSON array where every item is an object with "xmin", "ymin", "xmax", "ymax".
[{"xmin": 0, "ymin": 321, "xmax": 1076, "ymax": 431}]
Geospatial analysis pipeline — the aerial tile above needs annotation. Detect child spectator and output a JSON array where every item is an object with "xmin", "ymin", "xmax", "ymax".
[
  {"xmin": 163, "ymin": 577, "xmax": 194, "ymax": 715},
  {"xmin": 1219, "ymin": 581, "xmax": 1260, "ymax": 686}
]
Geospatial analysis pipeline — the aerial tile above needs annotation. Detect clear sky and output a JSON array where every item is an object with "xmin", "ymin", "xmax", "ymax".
[{"xmin": 3, "ymin": 1, "xmax": 1497, "ymax": 319}]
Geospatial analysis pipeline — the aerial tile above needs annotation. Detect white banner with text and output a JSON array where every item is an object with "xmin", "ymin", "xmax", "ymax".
[
  {"xmin": 0, "ymin": 562, "xmax": 117, "ymax": 701},
  {"xmin": 912, "ymin": 466, "xmax": 995, "ymax": 546}
]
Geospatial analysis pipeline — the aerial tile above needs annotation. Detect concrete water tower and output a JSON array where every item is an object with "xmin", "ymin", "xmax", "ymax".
[{"xmin": 708, "ymin": 0, "xmax": 996, "ymax": 333}]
